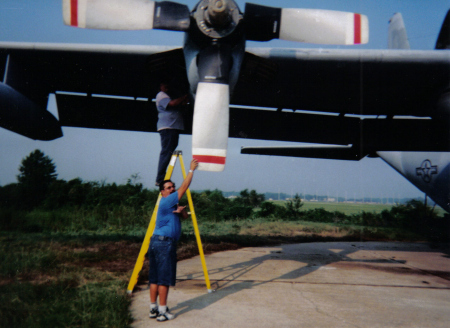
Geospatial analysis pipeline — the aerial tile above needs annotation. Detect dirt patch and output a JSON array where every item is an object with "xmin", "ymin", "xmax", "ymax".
[
  {"xmin": 73, "ymin": 240, "xmax": 241, "ymax": 274},
  {"xmin": 0, "ymin": 277, "xmax": 15, "ymax": 286},
  {"xmin": 73, "ymin": 241, "xmax": 143, "ymax": 273}
]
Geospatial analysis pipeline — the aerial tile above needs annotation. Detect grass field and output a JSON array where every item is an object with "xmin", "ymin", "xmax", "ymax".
[
  {"xmin": 1, "ymin": 199, "xmax": 447, "ymax": 327},
  {"xmin": 271, "ymin": 200, "xmax": 447, "ymax": 216},
  {"xmin": 0, "ymin": 232, "xmax": 137, "ymax": 328}
]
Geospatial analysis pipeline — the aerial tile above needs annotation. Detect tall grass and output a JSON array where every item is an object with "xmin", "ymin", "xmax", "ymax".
[
  {"xmin": 0, "ymin": 281, "xmax": 131, "ymax": 328},
  {"xmin": 0, "ymin": 244, "xmax": 58, "ymax": 278},
  {"xmin": 0, "ymin": 206, "xmax": 152, "ymax": 233},
  {"xmin": 0, "ymin": 233, "xmax": 133, "ymax": 328}
]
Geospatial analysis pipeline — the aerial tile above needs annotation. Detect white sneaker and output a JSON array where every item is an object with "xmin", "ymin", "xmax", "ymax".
[
  {"xmin": 149, "ymin": 307, "xmax": 159, "ymax": 319},
  {"xmin": 156, "ymin": 308, "xmax": 175, "ymax": 321}
]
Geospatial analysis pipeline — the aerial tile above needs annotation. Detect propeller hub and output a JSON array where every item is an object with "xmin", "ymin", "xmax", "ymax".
[
  {"xmin": 205, "ymin": 0, "xmax": 230, "ymax": 27},
  {"xmin": 194, "ymin": 0, "xmax": 242, "ymax": 38}
]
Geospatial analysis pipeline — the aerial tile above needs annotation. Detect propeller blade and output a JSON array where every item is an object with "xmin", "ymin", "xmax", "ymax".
[
  {"xmin": 244, "ymin": 3, "xmax": 368, "ymax": 45},
  {"xmin": 192, "ymin": 82, "xmax": 229, "ymax": 172},
  {"xmin": 280, "ymin": 9, "xmax": 368, "ymax": 44},
  {"xmin": 63, "ymin": 0, "xmax": 190, "ymax": 31}
]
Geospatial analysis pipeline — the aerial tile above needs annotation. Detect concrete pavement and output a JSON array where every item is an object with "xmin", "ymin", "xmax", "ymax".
[{"xmin": 130, "ymin": 242, "xmax": 450, "ymax": 327}]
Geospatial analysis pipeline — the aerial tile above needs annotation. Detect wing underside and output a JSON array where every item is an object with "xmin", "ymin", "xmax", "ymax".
[
  {"xmin": 233, "ymin": 48, "xmax": 450, "ymax": 116},
  {"xmin": 240, "ymin": 145, "xmax": 362, "ymax": 161},
  {"xmin": 0, "ymin": 42, "xmax": 449, "ymax": 155}
]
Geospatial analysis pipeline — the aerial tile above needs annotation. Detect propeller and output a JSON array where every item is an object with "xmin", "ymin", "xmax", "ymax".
[
  {"xmin": 62, "ymin": 0, "xmax": 190, "ymax": 31},
  {"xmin": 63, "ymin": 0, "xmax": 369, "ymax": 172},
  {"xmin": 192, "ymin": 82, "xmax": 229, "ymax": 171},
  {"xmin": 244, "ymin": 3, "xmax": 368, "ymax": 44},
  {"xmin": 192, "ymin": 43, "xmax": 232, "ymax": 171}
]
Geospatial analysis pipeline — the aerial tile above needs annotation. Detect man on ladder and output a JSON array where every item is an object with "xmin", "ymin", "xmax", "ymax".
[{"xmin": 148, "ymin": 158, "xmax": 199, "ymax": 321}]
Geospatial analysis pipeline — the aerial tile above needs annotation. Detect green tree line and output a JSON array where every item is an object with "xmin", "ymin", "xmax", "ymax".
[{"xmin": 0, "ymin": 150, "xmax": 447, "ymax": 238}]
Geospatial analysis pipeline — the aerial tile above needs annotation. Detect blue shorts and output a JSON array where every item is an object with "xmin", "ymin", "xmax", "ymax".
[{"xmin": 148, "ymin": 235, "xmax": 177, "ymax": 286}]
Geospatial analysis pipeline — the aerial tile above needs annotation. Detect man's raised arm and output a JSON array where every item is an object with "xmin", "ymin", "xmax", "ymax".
[
  {"xmin": 177, "ymin": 159, "xmax": 198, "ymax": 201},
  {"xmin": 168, "ymin": 94, "xmax": 188, "ymax": 108}
]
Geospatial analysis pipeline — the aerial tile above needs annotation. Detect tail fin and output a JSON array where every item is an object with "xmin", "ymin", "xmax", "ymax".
[
  {"xmin": 388, "ymin": 13, "xmax": 410, "ymax": 49},
  {"xmin": 435, "ymin": 10, "xmax": 450, "ymax": 49},
  {"xmin": 377, "ymin": 151, "xmax": 450, "ymax": 213}
]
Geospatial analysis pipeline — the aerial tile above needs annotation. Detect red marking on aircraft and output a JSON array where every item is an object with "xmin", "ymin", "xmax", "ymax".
[
  {"xmin": 354, "ymin": 14, "xmax": 361, "ymax": 44},
  {"xmin": 71, "ymin": 0, "xmax": 78, "ymax": 27},
  {"xmin": 193, "ymin": 155, "xmax": 226, "ymax": 165}
]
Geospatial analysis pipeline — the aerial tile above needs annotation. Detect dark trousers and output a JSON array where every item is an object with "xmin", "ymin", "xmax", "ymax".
[{"xmin": 156, "ymin": 129, "xmax": 180, "ymax": 184}]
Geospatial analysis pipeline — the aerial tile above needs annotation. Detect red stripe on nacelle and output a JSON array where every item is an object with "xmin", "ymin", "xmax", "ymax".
[
  {"xmin": 71, "ymin": 0, "xmax": 78, "ymax": 26},
  {"xmin": 193, "ymin": 155, "xmax": 226, "ymax": 165},
  {"xmin": 354, "ymin": 13, "xmax": 361, "ymax": 44}
]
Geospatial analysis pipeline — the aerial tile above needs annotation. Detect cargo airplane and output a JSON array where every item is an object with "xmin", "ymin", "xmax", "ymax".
[{"xmin": 0, "ymin": 1, "xmax": 448, "ymax": 212}]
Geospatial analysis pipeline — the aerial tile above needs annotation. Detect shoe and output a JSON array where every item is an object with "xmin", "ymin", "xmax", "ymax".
[
  {"xmin": 149, "ymin": 307, "xmax": 159, "ymax": 319},
  {"xmin": 156, "ymin": 308, "xmax": 175, "ymax": 321}
]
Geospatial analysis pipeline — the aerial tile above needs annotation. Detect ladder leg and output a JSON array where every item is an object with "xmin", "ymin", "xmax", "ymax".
[
  {"xmin": 126, "ymin": 195, "xmax": 161, "ymax": 294},
  {"xmin": 179, "ymin": 154, "xmax": 212, "ymax": 293}
]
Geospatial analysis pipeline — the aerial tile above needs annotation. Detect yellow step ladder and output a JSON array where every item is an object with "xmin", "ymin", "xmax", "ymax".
[{"xmin": 127, "ymin": 150, "xmax": 212, "ymax": 294}]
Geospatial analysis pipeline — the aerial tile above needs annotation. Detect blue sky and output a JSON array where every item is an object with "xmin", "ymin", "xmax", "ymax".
[{"xmin": 0, "ymin": 0, "xmax": 449, "ymax": 200}]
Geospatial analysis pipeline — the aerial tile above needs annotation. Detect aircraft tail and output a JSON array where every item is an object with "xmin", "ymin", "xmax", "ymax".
[
  {"xmin": 377, "ymin": 151, "xmax": 450, "ymax": 213},
  {"xmin": 435, "ymin": 10, "xmax": 450, "ymax": 49},
  {"xmin": 388, "ymin": 13, "xmax": 410, "ymax": 49}
]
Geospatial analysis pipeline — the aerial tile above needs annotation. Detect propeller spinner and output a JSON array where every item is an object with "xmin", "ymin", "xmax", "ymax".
[{"xmin": 63, "ymin": 0, "xmax": 369, "ymax": 171}]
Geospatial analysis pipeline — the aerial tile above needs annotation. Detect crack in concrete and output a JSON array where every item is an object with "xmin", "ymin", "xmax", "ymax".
[{"xmin": 296, "ymin": 285, "xmax": 362, "ymax": 328}]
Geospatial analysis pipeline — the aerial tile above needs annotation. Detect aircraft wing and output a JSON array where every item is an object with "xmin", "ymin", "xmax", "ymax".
[
  {"xmin": 240, "ymin": 145, "xmax": 362, "ymax": 161},
  {"xmin": 1, "ymin": 42, "xmax": 449, "ymax": 155},
  {"xmin": 231, "ymin": 48, "xmax": 450, "ymax": 156},
  {"xmin": 234, "ymin": 48, "xmax": 450, "ymax": 116},
  {"xmin": 0, "ymin": 42, "xmax": 188, "ymax": 137}
]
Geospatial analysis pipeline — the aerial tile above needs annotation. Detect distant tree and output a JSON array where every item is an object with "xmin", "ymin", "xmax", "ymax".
[
  {"xmin": 127, "ymin": 173, "xmax": 142, "ymax": 186},
  {"xmin": 239, "ymin": 189, "xmax": 250, "ymax": 202},
  {"xmin": 258, "ymin": 201, "xmax": 288, "ymax": 218},
  {"xmin": 249, "ymin": 189, "xmax": 265, "ymax": 207},
  {"xmin": 190, "ymin": 189, "xmax": 231, "ymax": 220},
  {"xmin": 236, "ymin": 189, "xmax": 265, "ymax": 208},
  {"xmin": 17, "ymin": 149, "xmax": 57, "ymax": 208},
  {"xmin": 285, "ymin": 193, "xmax": 304, "ymax": 218}
]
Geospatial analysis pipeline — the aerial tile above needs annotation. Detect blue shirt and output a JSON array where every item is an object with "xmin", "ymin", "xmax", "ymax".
[
  {"xmin": 156, "ymin": 91, "xmax": 184, "ymax": 131},
  {"xmin": 153, "ymin": 192, "xmax": 181, "ymax": 240}
]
